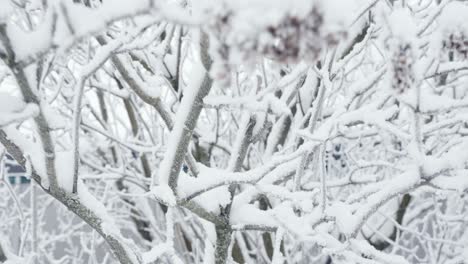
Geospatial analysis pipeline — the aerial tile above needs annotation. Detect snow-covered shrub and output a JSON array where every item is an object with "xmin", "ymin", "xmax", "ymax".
[{"xmin": 1, "ymin": 0, "xmax": 468, "ymax": 264}]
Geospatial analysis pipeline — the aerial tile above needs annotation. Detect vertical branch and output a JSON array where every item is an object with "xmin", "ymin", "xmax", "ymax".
[
  {"xmin": 30, "ymin": 178, "xmax": 38, "ymax": 264},
  {"xmin": 294, "ymin": 72, "xmax": 327, "ymax": 191},
  {"xmin": 271, "ymin": 228, "xmax": 285, "ymax": 264},
  {"xmin": 319, "ymin": 143, "xmax": 327, "ymax": 214},
  {"xmin": 264, "ymin": 73, "xmax": 306, "ymax": 159},
  {"xmin": 0, "ymin": 243, "xmax": 5, "ymax": 263},
  {"xmin": 96, "ymin": 90, "xmax": 118, "ymax": 163},
  {"xmin": 412, "ymin": 83, "xmax": 423, "ymax": 154},
  {"xmin": 214, "ymin": 222, "xmax": 232, "ymax": 264},
  {"xmin": 157, "ymin": 31, "xmax": 213, "ymax": 192},
  {"xmin": 226, "ymin": 114, "xmax": 256, "ymax": 172},
  {"xmin": 71, "ymin": 78, "xmax": 86, "ymax": 193},
  {"xmin": 166, "ymin": 208, "xmax": 175, "ymax": 249},
  {"xmin": 0, "ymin": 25, "xmax": 58, "ymax": 190},
  {"xmin": 294, "ymin": 152, "xmax": 308, "ymax": 191},
  {"xmin": 123, "ymin": 98, "xmax": 152, "ymax": 178},
  {"xmin": 71, "ymin": 39, "xmax": 123, "ymax": 193},
  {"xmin": 215, "ymin": 114, "xmax": 256, "ymax": 264}
]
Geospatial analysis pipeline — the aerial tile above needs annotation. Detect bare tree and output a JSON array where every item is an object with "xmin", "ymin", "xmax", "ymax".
[{"xmin": 1, "ymin": 0, "xmax": 468, "ymax": 263}]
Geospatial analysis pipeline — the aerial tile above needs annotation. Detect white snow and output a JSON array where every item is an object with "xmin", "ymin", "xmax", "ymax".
[
  {"xmin": 387, "ymin": 8, "xmax": 418, "ymax": 42},
  {"xmin": 0, "ymin": 1, "xmax": 13, "ymax": 22},
  {"xmin": 150, "ymin": 184, "xmax": 176, "ymax": 206},
  {"xmin": 77, "ymin": 180, "xmax": 118, "ymax": 236},
  {"xmin": 0, "ymin": 92, "xmax": 26, "ymax": 113},
  {"xmin": 55, "ymin": 150, "xmax": 74, "ymax": 192},
  {"xmin": 230, "ymin": 203, "xmax": 276, "ymax": 228},
  {"xmin": 6, "ymin": 10, "xmax": 54, "ymax": 61},
  {"xmin": 0, "ymin": 102, "xmax": 38, "ymax": 127},
  {"xmin": 438, "ymin": 2, "xmax": 468, "ymax": 35}
]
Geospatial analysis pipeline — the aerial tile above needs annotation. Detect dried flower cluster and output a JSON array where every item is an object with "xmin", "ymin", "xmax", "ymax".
[
  {"xmin": 442, "ymin": 33, "xmax": 468, "ymax": 60},
  {"xmin": 209, "ymin": 4, "xmax": 347, "ymax": 80},
  {"xmin": 390, "ymin": 44, "xmax": 415, "ymax": 94}
]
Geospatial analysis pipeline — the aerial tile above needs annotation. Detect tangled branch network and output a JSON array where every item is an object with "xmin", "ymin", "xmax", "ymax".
[{"xmin": 1, "ymin": 0, "xmax": 468, "ymax": 263}]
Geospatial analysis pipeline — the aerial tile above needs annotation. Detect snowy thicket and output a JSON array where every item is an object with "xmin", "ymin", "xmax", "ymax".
[{"xmin": 1, "ymin": 0, "xmax": 468, "ymax": 263}]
